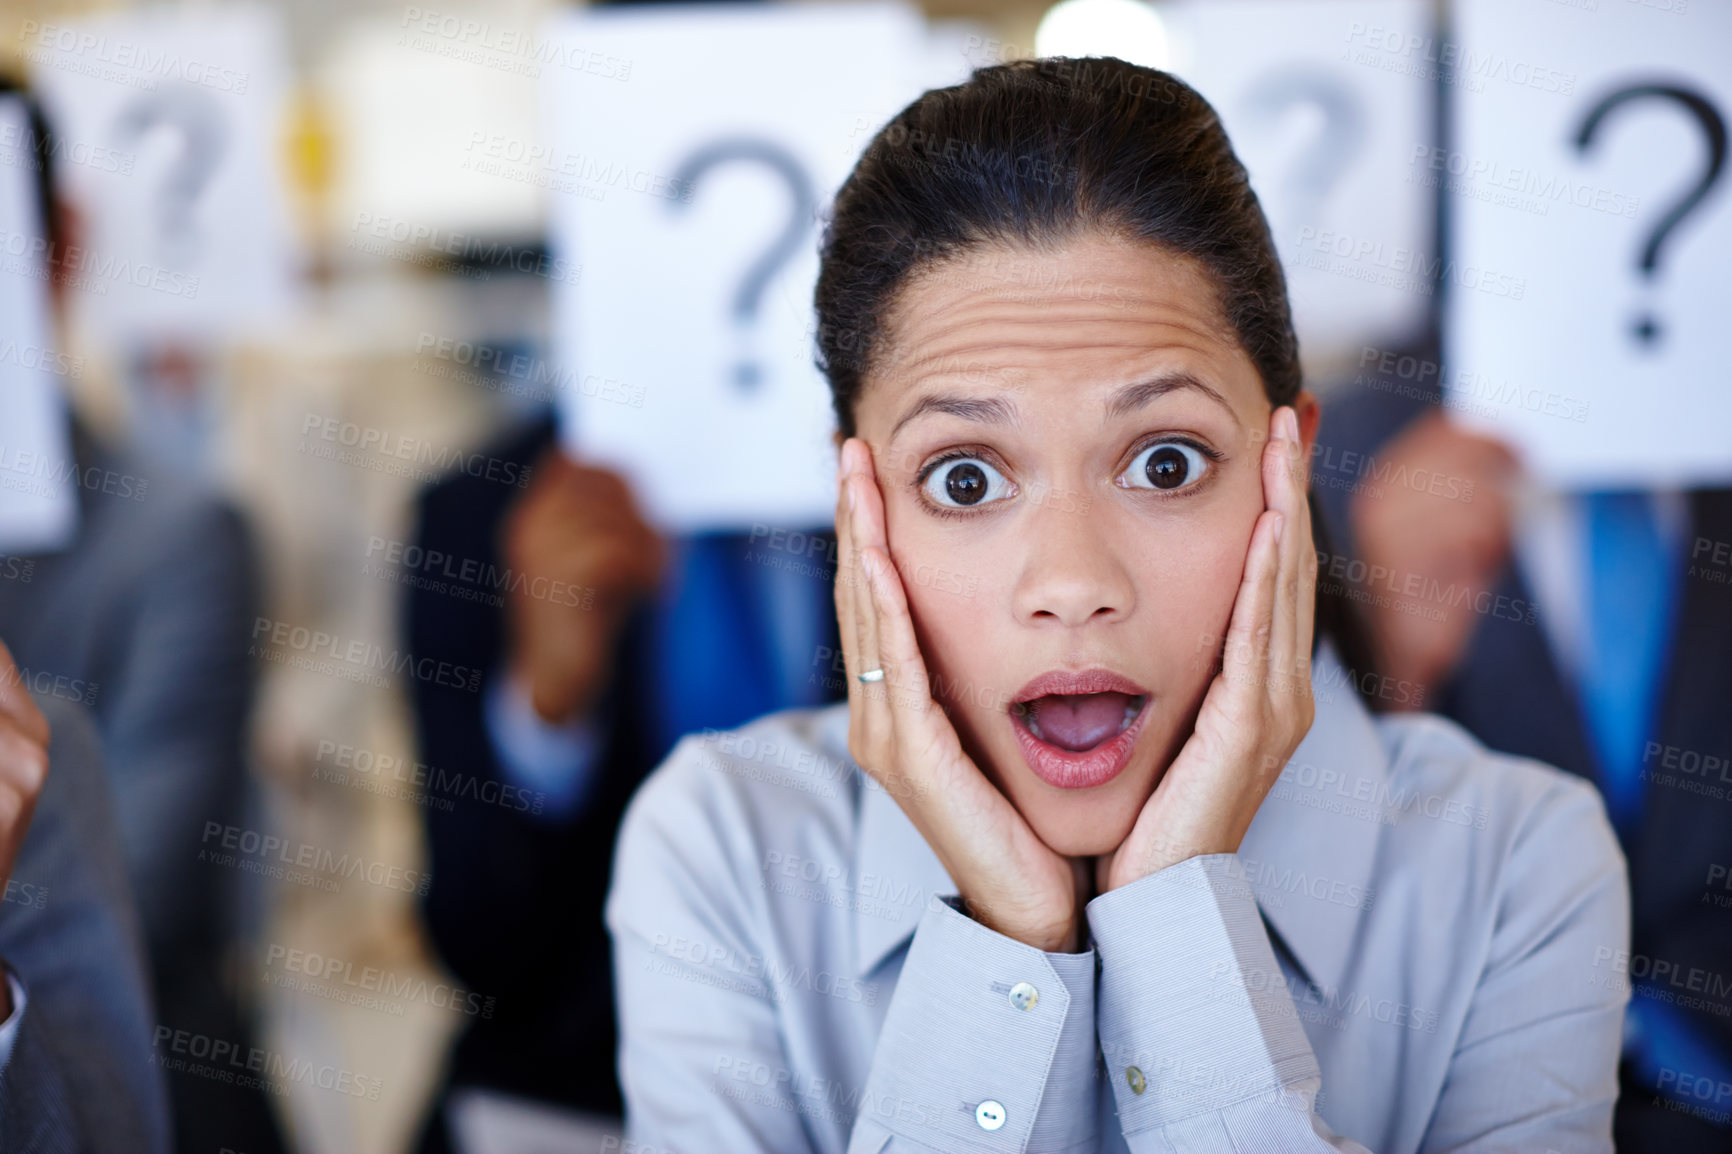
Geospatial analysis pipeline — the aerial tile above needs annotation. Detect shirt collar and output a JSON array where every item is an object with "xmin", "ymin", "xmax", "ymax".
[
  {"xmin": 1236, "ymin": 643, "xmax": 1388, "ymax": 995},
  {"xmin": 840, "ymin": 643, "xmax": 1388, "ymax": 990},
  {"xmin": 821, "ymin": 704, "xmax": 957, "ymax": 979}
]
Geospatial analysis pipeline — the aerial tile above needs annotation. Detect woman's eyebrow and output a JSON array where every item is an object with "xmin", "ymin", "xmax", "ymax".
[
  {"xmin": 888, "ymin": 393, "xmax": 1019, "ymax": 441},
  {"xmin": 1105, "ymin": 373, "xmax": 1235, "ymax": 421}
]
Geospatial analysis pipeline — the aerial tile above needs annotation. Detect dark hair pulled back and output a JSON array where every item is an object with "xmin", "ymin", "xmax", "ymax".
[{"xmin": 814, "ymin": 56, "xmax": 1300, "ymax": 436}]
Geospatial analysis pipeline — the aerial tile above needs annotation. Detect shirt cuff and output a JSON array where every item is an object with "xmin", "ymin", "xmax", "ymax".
[
  {"xmin": 854, "ymin": 895, "xmax": 1097, "ymax": 1153},
  {"xmin": 483, "ymin": 672, "xmax": 603, "ymax": 821},
  {"xmin": 1087, "ymin": 855, "xmax": 1320, "ymax": 1137},
  {"xmin": 0, "ymin": 965, "xmax": 27, "ymax": 1072}
]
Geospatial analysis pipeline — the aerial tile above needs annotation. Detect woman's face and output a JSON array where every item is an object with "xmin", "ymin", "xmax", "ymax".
[{"xmin": 853, "ymin": 232, "xmax": 1317, "ymax": 856}]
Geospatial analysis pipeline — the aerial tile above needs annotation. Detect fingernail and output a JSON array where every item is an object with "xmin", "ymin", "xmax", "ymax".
[
  {"xmin": 846, "ymin": 477, "xmax": 856, "ymax": 513},
  {"xmin": 1272, "ymin": 510, "xmax": 1286, "ymax": 544},
  {"xmin": 1280, "ymin": 407, "xmax": 1300, "ymax": 443}
]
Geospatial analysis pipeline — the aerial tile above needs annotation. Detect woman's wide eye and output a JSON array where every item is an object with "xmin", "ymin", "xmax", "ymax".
[
  {"xmin": 922, "ymin": 457, "xmax": 1013, "ymax": 509},
  {"xmin": 1120, "ymin": 441, "xmax": 1210, "ymax": 492}
]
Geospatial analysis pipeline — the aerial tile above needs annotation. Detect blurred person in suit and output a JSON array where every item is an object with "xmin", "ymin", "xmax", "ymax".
[
  {"xmin": 407, "ymin": 409, "xmax": 844, "ymax": 1151},
  {"xmin": 0, "ymin": 639, "xmax": 171, "ymax": 1154},
  {"xmin": 1314, "ymin": 339, "xmax": 1732, "ymax": 1152},
  {"xmin": 406, "ymin": 5, "xmax": 842, "ymax": 1142},
  {"xmin": 0, "ymin": 83, "xmax": 281, "ymax": 1154}
]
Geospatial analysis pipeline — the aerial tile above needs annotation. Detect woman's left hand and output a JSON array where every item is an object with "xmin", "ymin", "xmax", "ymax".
[{"xmin": 1096, "ymin": 405, "xmax": 1317, "ymax": 895}]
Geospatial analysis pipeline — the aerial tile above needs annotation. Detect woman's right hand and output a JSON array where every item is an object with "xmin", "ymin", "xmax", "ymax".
[{"xmin": 836, "ymin": 438, "xmax": 1089, "ymax": 953}]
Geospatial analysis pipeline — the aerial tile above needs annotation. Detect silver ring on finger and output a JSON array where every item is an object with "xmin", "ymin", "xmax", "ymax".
[{"xmin": 857, "ymin": 668, "xmax": 885, "ymax": 683}]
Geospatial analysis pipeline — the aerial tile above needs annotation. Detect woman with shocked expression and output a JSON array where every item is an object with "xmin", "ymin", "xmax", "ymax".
[
  {"xmin": 608, "ymin": 59, "xmax": 1627, "ymax": 1154},
  {"xmin": 842, "ymin": 234, "xmax": 1314, "ymax": 953}
]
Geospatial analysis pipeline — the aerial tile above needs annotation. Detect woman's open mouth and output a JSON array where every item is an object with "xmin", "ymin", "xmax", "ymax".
[{"xmin": 1009, "ymin": 669, "xmax": 1151, "ymax": 790}]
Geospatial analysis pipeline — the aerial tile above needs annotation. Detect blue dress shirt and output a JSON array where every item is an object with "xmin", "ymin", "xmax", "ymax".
[{"xmin": 606, "ymin": 646, "xmax": 1629, "ymax": 1152}]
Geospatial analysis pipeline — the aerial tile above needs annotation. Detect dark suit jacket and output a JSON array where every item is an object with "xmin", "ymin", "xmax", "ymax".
[
  {"xmin": 0, "ymin": 422, "xmax": 278, "ymax": 1154},
  {"xmin": 0, "ymin": 697, "xmax": 170, "ymax": 1154},
  {"xmin": 1316, "ymin": 351, "xmax": 1732, "ymax": 1152},
  {"xmin": 407, "ymin": 414, "xmax": 842, "ymax": 1123},
  {"xmin": 0, "ymin": 421, "xmax": 260, "ymax": 977},
  {"xmin": 1441, "ymin": 494, "xmax": 1732, "ymax": 1153}
]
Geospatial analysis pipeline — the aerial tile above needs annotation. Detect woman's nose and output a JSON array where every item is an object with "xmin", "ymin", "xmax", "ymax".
[{"xmin": 1010, "ymin": 500, "xmax": 1136, "ymax": 628}]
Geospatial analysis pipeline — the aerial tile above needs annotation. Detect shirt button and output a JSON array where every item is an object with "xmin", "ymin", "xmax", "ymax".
[
  {"xmin": 1125, "ymin": 1066, "xmax": 1146, "ymax": 1095},
  {"xmin": 975, "ymin": 1100, "xmax": 1006, "ymax": 1131},
  {"xmin": 1008, "ymin": 981, "xmax": 1039, "ymax": 1011}
]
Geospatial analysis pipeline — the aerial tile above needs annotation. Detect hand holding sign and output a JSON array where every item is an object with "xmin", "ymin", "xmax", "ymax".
[
  {"xmin": 0, "ymin": 638, "xmax": 50, "ymax": 1019},
  {"xmin": 503, "ymin": 453, "xmax": 665, "ymax": 724}
]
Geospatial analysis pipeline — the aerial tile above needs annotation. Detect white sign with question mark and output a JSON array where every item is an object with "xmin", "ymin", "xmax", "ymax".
[
  {"xmin": 28, "ymin": 3, "xmax": 296, "ymax": 341},
  {"xmin": 1159, "ymin": 0, "xmax": 1434, "ymax": 379},
  {"xmin": 1448, "ymin": 0, "xmax": 1732, "ymax": 487},
  {"xmin": 543, "ymin": 2, "xmax": 930, "ymax": 532},
  {"xmin": 0, "ymin": 94, "xmax": 77, "ymax": 554}
]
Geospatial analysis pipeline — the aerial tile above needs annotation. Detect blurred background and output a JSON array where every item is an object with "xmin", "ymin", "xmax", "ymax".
[{"xmin": 0, "ymin": 0, "xmax": 1726, "ymax": 1152}]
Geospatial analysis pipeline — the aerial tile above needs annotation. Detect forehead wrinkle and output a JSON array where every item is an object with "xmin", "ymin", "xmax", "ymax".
[
  {"xmin": 897, "ymin": 320, "xmax": 1234, "ymax": 383},
  {"xmin": 920, "ymin": 286, "xmax": 1218, "ymax": 327},
  {"xmin": 884, "ymin": 232, "xmax": 1237, "ymax": 338},
  {"xmin": 868, "ymin": 238, "xmax": 1255, "ymax": 422},
  {"xmin": 903, "ymin": 294, "xmax": 1234, "ymax": 362}
]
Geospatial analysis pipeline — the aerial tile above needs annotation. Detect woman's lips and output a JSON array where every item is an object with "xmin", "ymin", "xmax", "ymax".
[{"xmin": 1008, "ymin": 670, "xmax": 1151, "ymax": 790}]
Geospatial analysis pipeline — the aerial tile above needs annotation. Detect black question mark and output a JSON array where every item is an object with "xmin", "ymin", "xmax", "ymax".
[
  {"xmin": 111, "ymin": 81, "xmax": 228, "ymax": 267},
  {"xmin": 1572, "ymin": 82, "xmax": 1727, "ymax": 347},
  {"xmin": 1244, "ymin": 69, "xmax": 1366, "ymax": 232},
  {"xmin": 667, "ymin": 138, "xmax": 816, "ymax": 392}
]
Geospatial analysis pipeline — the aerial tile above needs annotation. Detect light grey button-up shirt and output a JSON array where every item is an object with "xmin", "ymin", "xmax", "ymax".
[{"xmin": 606, "ymin": 648, "xmax": 1630, "ymax": 1152}]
